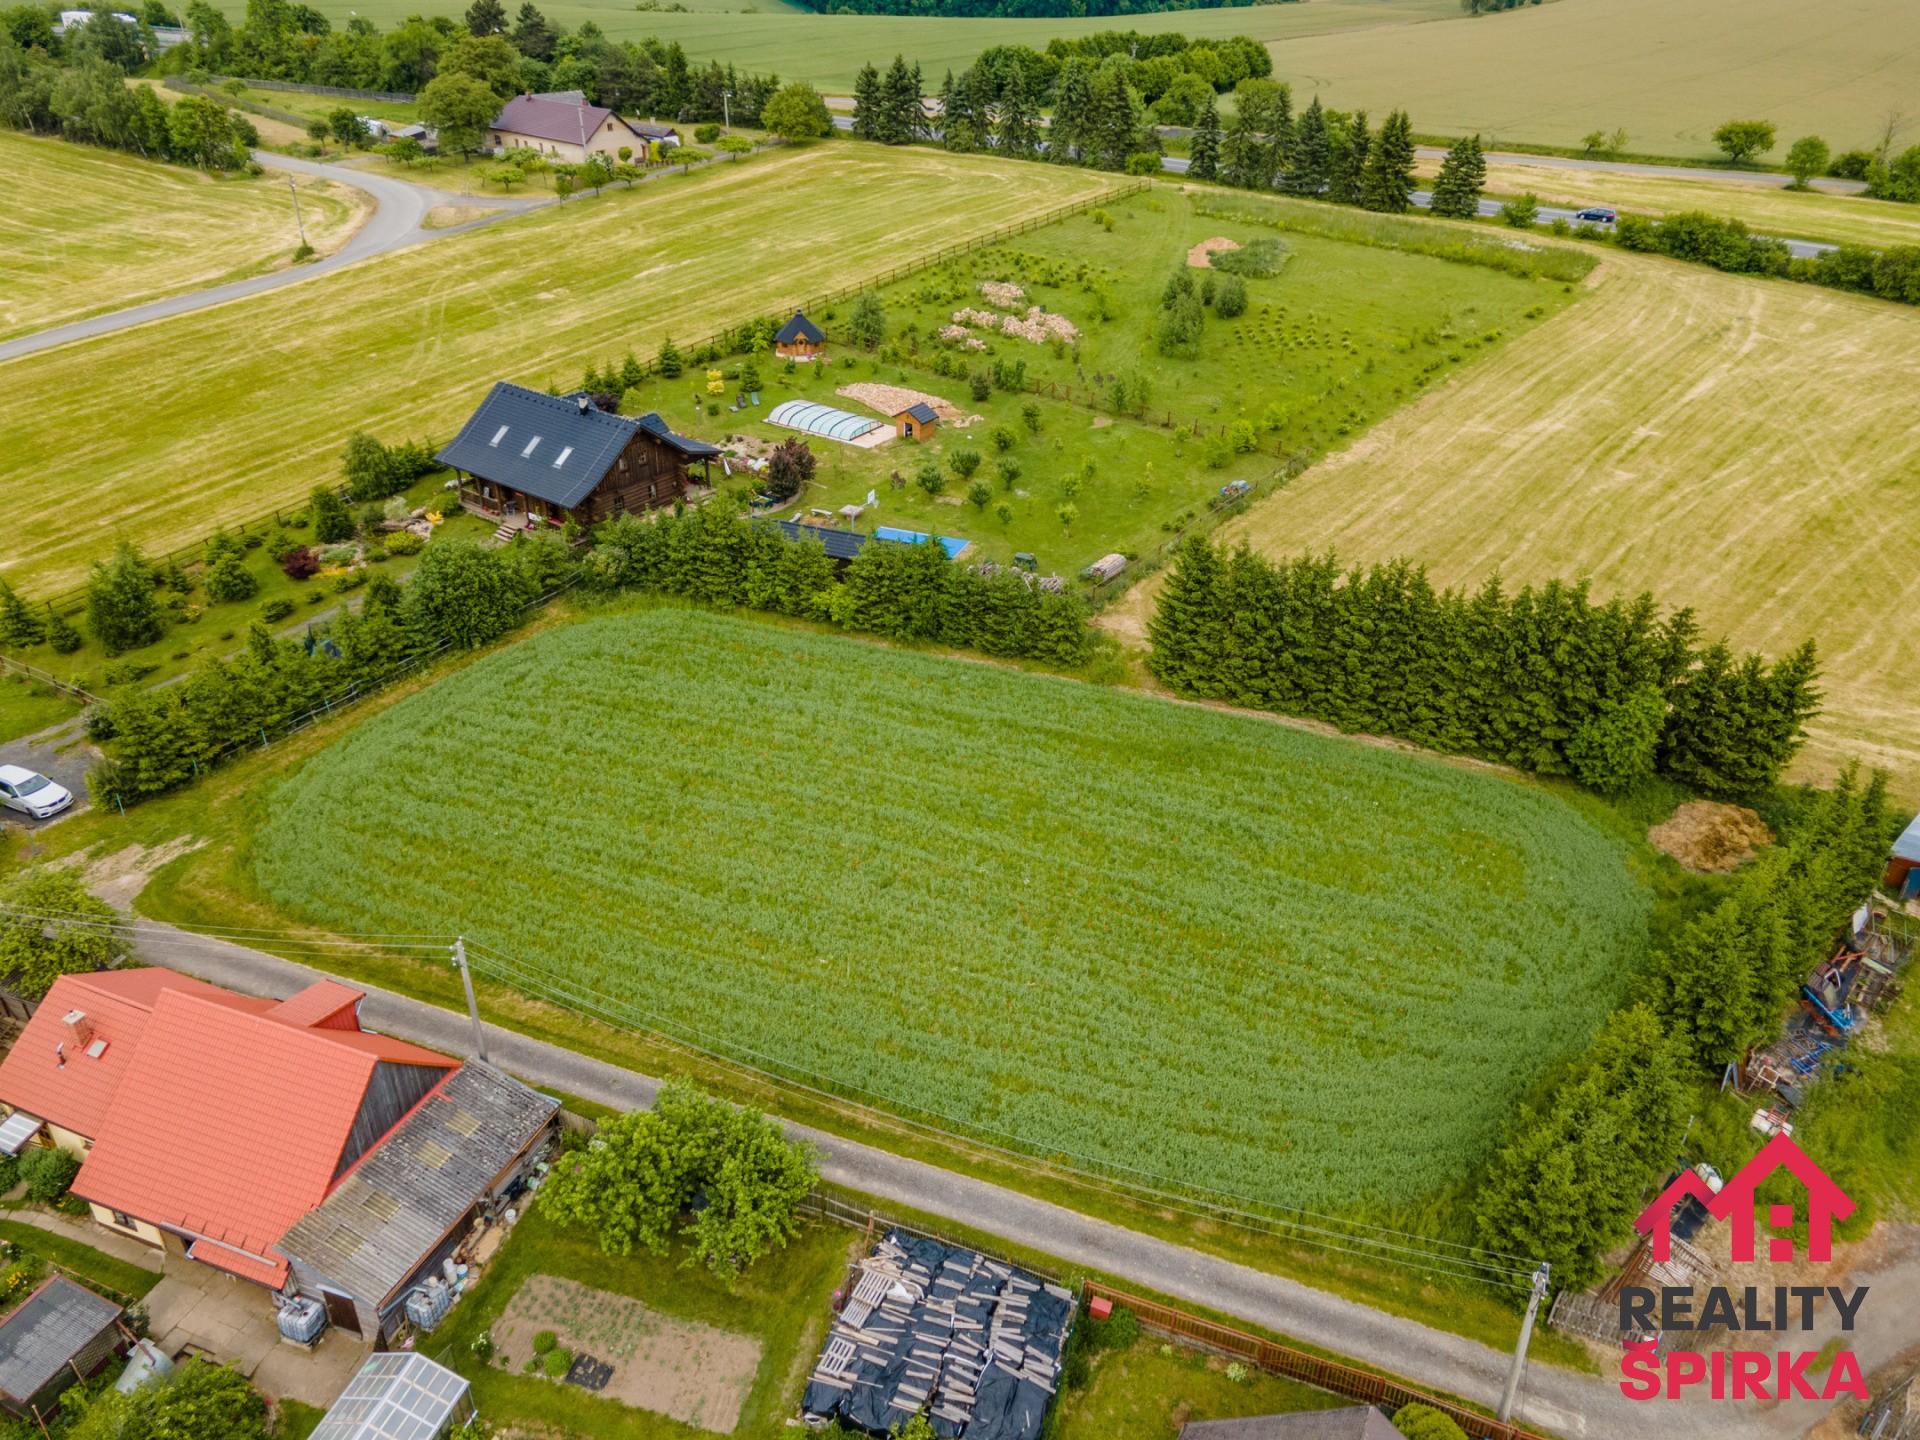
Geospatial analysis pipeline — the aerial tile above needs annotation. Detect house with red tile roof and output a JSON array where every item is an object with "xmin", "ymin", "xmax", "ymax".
[{"xmin": 0, "ymin": 968, "xmax": 557, "ymax": 1341}]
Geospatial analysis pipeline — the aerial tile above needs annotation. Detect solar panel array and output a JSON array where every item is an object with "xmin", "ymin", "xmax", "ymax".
[{"xmin": 310, "ymin": 1352, "xmax": 471, "ymax": 1440}]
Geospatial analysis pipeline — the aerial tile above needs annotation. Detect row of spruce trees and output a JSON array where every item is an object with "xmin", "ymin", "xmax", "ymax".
[
  {"xmin": 89, "ymin": 504, "xmax": 1091, "ymax": 804},
  {"xmin": 1474, "ymin": 767, "xmax": 1896, "ymax": 1292},
  {"xmin": 1147, "ymin": 537, "xmax": 1820, "ymax": 798}
]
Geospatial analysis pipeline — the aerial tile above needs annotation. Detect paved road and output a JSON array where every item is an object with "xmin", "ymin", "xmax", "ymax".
[
  {"xmin": 110, "ymin": 913, "xmax": 1900, "ymax": 1440},
  {"xmin": 1417, "ymin": 146, "xmax": 1869, "ymax": 195},
  {"xmin": 0, "ymin": 154, "xmax": 538, "ymax": 365}
]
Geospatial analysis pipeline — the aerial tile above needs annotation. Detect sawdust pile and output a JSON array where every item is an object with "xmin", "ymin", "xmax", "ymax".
[
  {"xmin": 1648, "ymin": 801, "xmax": 1774, "ymax": 873},
  {"xmin": 837, "ymin": 383, "xmax": 980, "ymax": 427}
]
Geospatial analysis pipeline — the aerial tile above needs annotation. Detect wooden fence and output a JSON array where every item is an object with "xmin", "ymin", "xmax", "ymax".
[
  {"xmin": 0, "ymin": 655, "xmax": 102, "ymax": 706},
  {"xmin": 1080, "ymin": 1280, "xmax": 1556, "ymax": 1440}
]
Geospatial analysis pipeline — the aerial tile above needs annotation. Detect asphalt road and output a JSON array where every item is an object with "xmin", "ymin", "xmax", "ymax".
[
  {"xmin": 109, "ymin": 910, "xmax": 1915, "ymax": 1440},
  {"xmin": 0, "ymin": 153, "xmax": 538, "ymax": 366}
]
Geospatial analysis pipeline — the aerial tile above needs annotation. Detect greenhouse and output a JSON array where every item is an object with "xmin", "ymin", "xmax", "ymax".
[
  {"xmin": 767, "ymin": 399, "xmax": 883, "ymax": 444},
  {"xmin": 310, "ymin": 1353, "xmax": 474, "ymax": 1440}
]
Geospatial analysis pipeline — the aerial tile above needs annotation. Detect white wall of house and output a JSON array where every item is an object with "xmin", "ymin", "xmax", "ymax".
[{"xmin": 489, "ymin": 115, "xmax": 639, "ymax": 166}]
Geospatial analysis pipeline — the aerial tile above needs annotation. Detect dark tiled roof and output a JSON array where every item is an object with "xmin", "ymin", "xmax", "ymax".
[
  {"xmin": 1181, "ymin": 1407, "xmax": 1403, "ymax": 1440},
  {"xmin": 774, "ymin": 520, "xmax": 867, "ymax": 561},
  {"xmin": 436, "ymin": 383, "xmax": 649, "ymax": 508},
  {"xmin": 276, "ymin": 1062, "xmax": 557, "ymax": 1309},
  {"xmin": 775, "ymin": 312, "xmax": 824, "ymax": 345},
  {"xmin": 632, "ymin": 122, "xmax": 678, "ymax": 140},
  {"xmin": 634, "ymin": 411, "xmax": 722, "ymax": 458},
  {"xmin": 490, "ymin": 93, "xmax": 636, "ymax": 147},
  {"xmin": 900, "ymin": 402, "xmax": 939, "ymax": 425},
  {"xmin": 0, "ymin": 1276, "xmax": 120, "ymax": 1402}
]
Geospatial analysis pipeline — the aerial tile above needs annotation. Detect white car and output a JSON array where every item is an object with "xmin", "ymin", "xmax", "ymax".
[{"xmin": 0, "ymin": 764, "xmax": 73, "ymax": 820}]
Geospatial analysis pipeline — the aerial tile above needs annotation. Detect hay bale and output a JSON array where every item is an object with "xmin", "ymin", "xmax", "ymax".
[{"xmin": 1648, "ymin": 801, "xmax": 1774, "ymax": 873}]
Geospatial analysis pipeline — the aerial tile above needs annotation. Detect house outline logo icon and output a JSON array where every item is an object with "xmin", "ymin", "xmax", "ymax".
[{"xmin": 1636, "ymin": 1135, "xmax": 1856, "ymax": 1265}]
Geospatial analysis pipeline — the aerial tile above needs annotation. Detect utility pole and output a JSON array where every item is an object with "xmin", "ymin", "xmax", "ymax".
[
  {"xmin": 1498, "ymin": 1263, "xmax": 1550, "ymax": 1424},
  {"xmin": 286, "ymin": 175, "xmax": 307, "ymax": 249},
  {"xmin": 722, "ymin": 90, "xmax": 733, "ymax": 133},
  {"xmin": 452, "ymin": 937, "xmax": 488, "ymax": 1062}
]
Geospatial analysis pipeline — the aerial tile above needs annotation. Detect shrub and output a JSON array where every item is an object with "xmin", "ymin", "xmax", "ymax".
[
  {"xmin": 694, "ymin": 122, "xmax": 721, "ymax": 143},
  {"xmin": 0, "ymin": 1153, "xmax": 17, "ymax": 1195},
  {"xmin": 19, "ymin": 1147, "xmax": 81, "ymax": 1205},
  {"xmin": 1021, "ymin": 402, "xmax": 1041, "ymax": 432},
  {"xmin": 401, "ymin": 540, "xmax": 531, "ymax": 650},
  {"xmin": 320, "ymin": 545, "xmax": 358, "ymax": 568},
  {"xmin": 1829, "ymin": 149, "xmax": 1873, "ymax": 180},
  {"xmin": 260, "ymin": 598, "xmax": 296, "ymax": 623},
  {"xmin": 0, "ymin": 869, "xmax": 125, "ymax": 1000},
  {"xmin": 1390, "ymin": 1403, "xmax": 1469, "ymax": 1440},
  {"xmin": 966, "ymin": 480, "xmax": 992, "ymax": 510},
  {"xmin": 385, "ymin": 530, "xmax": 425, "ymax": 557},
  {"xmin": 989, "ymin": 425, "xmax": 1016, "ymax": 453},
  {"xmin": 969, "ymin": 369, "xmax": 991, "ymax": 403},
  {"xmin": 1499, "ymin": 192, "xmax": 1540, "ymax": 228},
  {"xmin": 203, "ymin": 555, "xmax": 258, "ymax": 604},
  {"xmin": 48, "ymin": 612, "xmax": 82, "ymax": 654},
  {"xmin": 763, "ymin": 438, "xmax": 816, "ymax": 502},
  {"xmin": 311, "ymin": 485, "xmax": 356, "ymax": 543},
  {"xmin": 280, "ymin": 548, "xmax": 320, "ymax": 581},
  {"xmin": 532, "ymin": 1330, "xmax": 557, "ymax": 1354},
  {"xmin": 543, "ymin": 1347, "xmax": 573, "ymax": 1377},
  {"xmin": 917, "ymin": 463, "xmax": 946, "ymax": 497},
  {"xmin": 996, "ymin": 457, "xmax": 1021, "ymax": 489},
  {"xmin": 1214, "ymin": 274, "xmax": 1248, "ymax": 318},
  {"xmin": 947, "ymin": 449, "xmax": 982, "ymax": 481}
]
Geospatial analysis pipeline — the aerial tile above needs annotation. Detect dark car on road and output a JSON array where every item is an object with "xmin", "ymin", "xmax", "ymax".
[{"xmin": 1574, "ymin": 207, "xmax": 1617, "ymax": 224}]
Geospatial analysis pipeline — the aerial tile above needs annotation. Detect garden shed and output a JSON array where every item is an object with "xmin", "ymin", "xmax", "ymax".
[
  {"xmin": 775, "ymin": 312, "xmax": 826, "ymax": 359},
  {"xmin": 775, "ymin": 520, "xmax": 868, "ymax": 568},
  {"xmin": 893, "ymin": 402, "xmax": 939, "ymax": 441},
  {"xmin": 311, "ymin": 1352, "xmax": 474, "ymax": 1440},
  {"xmin": 1884, "ymin": 812, "xmax": 1920, "ymax": 898},
  {"xmin": 0, "ymin": 1276, "xmax": 124, "ymax": 1419}
]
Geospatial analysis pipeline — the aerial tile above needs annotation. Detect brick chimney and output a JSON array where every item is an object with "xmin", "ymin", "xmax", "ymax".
[{"xmin": 62, "ymin": 1010, "xmax": 93, "ymax": 1048}]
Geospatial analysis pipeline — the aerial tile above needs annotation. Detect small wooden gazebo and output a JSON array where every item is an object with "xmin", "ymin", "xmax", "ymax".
[{"xmin": 774, "ymin": 312, "xmax": 825, "ymax": 360}]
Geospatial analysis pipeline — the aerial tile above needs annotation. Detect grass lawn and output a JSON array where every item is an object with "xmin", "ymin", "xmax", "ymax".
[
  {"xmin": 0, "ymin": 474, "xmax": 495, "ymax": 698},
  {"xmin": 1057, "ymin": 1334, "xmax": 1338, "ymax": 1440},
  {"xmin": 250, "ymin": 607, "xmax": 1647, "ymax": 1212},
  {"xmin": 0, "ymin": 672, "xmax": 82, "ymax": 745},
  {"xmin": 0, "ymin": 130, "xmax": 366, "ymax": 342},
  {"xmin": 425, "ymin": 1206, "xmax": 848, "ymax": 1439},
  {"xmin": 1441, "ymin": 157, "xmax": 1920, "ymax": 252},
  {"xmin": 0, "ymin": 1218, "xmax": 162, "ymax": 1301},
  {"xmin": 271, "ymin": 1399, "xmax": 326, "ymax": 1439},
  {"xmin": 0, "ymin": 142, "xmax": 1123, "ymax": 597},
  {"xmin": 1120, "ymin": 247, "xmax": 1920, "ymax": 797}
]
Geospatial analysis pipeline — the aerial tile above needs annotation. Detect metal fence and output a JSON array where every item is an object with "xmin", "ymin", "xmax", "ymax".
[
  {"xmin": 197, "ymin": 73, "xmax": 417, "ymax": 103},
  {"xmin": 162, "ymin": 75, "xmax": 308, "ymax": 128},
  {"xmin": 1079, "ymin": 1280, "xmax": 1554, "ymax": 1440}
]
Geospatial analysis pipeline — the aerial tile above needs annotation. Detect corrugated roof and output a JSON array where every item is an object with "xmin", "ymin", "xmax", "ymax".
[
  {"xmin": 0, "ymin": 968, "xmax": 267, "ymax": 1142},
  {"xmin": 73, "ymin": 990, "xmax": 454, "ymax": 1257},
  {"xmin": 1892, "ymin": 812, "xmax": 1920, "ymax": 863},
  {"xmin": 277, "ymin": 1062, "xmax": 556, "ymax": 1308},
  {"xmin": 1181, "ymin": 1407, "xmax": 1403, "ymax": 1440},
  {"xmin": 313, "ymin": 1352, "xmax": 470, "ymax": 1440},
  {"xmin": 490, "ymin": 93, "xmax": 637, "ymax": 148},
  {"xmin": 0, "ymin": 1276, "xmax": 120, "ymax": 1403},
  {"xmin": 774, "ymin": 519, "xmax": 867, "ymax": 562},
  {"xmin": 776, "ymin": 311, "xmax": 824, "ymax": 345}
]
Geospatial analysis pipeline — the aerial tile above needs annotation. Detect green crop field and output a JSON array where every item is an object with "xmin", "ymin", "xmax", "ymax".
[
  {"xmin": 0, "ymin": 144, "xmax": 1119, "ymax": 596},
  {"xmin": 0, "ymin": 131, "xmax": 365, "ymax": 342},
  {"xmin": 253, "ymin": 608, "xmax": 1648, "ymax": 1211},
  {"xmin": 266, "ymin": 0, "xmax": 1456, "ymax": 94},
  {"xmin": 1271, "ymin": 0, "xmax": 1920, "ymax": 159}
]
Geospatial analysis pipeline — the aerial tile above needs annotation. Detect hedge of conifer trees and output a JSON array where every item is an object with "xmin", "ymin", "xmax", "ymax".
[
  {"xmin": 584, "ymin": 502, "xmax": 1092, "ymax": 665},
  {"xmin": 1147, "ymin": 537, "xmax": 1819, "ymax": 797},
  {"xmin": 1475, "ymin": 766, "xmax": 1896, "ymax": 1291}
]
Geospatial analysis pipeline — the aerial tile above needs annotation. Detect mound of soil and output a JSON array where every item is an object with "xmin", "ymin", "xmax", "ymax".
[
  {"xmin": 1648, "ymin": 801, "xmax": 1774, "ymax": 873},
  {"xmin": 1187, "ymin": 236, "xmax": 1241, "ymax": 268}
]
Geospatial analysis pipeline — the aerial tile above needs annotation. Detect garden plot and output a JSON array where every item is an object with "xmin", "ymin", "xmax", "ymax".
[{"xmin": 492, "ymin": 1273, "xmax": 761, "ymax": 1432}]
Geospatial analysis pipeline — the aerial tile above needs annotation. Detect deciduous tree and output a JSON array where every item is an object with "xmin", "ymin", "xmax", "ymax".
[
  {"xmin": 760, "ymin": 80, "xmax": 830, "ymax": 141},
  {"xmin": 0, "ymin": 869, "xmax": 126, "ymax": 999},
  {"xmin": 418, "ymin": 70, "xmax": 498, "ymax": 159},
  {"xmin": 1713, "ymin": 118, "xmax": 1776, "ymax": 165}
]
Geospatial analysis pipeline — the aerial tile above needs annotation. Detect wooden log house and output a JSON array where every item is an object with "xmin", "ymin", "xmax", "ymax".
[{"xmin": 436, "ymin": 382, "xmax": 720, "ymax": 529}]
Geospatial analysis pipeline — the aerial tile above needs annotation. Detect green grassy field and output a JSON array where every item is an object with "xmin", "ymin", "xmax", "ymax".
[
  {"xmin": 604, "ymin": 185, "xmax": 1572, "ymax": 576},
  {"xmin": 0, "ymin": 673, "xmax": 81, "ymax": 745},
  {"xmin": 266, "ymin": 0, "xmax": 1456, "ymax": 93},
  {"xmin": 1111, "ymin": 248, "xmax": 1920, "ymax": 797},
  {"xmin": 1058, "ymin": 1334, "xmax": 1335, "ymax": 1440},
  {"xmin": 253, "ymin": 608, "xmax": 1648, "ymax": 1211},
  {"xmin": 0, "ymin": 130, "xmax": 364, "ymax": 342},
  {"xmin": 0, "ymin": 143, "xmax": 1120, "ymax": 596}
]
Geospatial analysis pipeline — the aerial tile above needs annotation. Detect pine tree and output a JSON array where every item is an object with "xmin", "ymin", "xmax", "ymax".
[
  {"xmin": 47, "ymin": 611, "xmax": 82, "ymax": 655},
  {"xmin": 1327, "ymin": 109, "xmax": 1370, "ymax": 206},
  {"xmin": 1188, "ymin": 95, "xmax": 1221, "ymax": 182},
  {"xmin": 996, "ymin": 66, "xmax": 1039, "ymax": 160},
  {"xmin": 657, "ymin": 335, "xmax": 683, "ymax": 379},
  {"xmin": 1362, "ymin": 108, "xmax": 1417, "ymax": 212},
  {"xmin": 942, "ymin": 69, "xmax": 983, "ymax": 152},
  {"xmin": 1220, "ymin": 108, "xmax": 1268, "ymax": 190},
  {"xmin": 510, "ymin": 1, "xmax": 554, "ymax": 61},
  {"xmin": 1088, "ymin": 67, "xmax": 1140, "ymax": 171},
  {"xmin": 1428, "ymin": 133, "xmax": 1486, "ymax": 219},
  {"xmin": 0, "ymin": 580, "xmax": 46, "ymax": 649},
  {"xmin": 1146, "ymin": 537, "xmax": 1228, "ymax": 694},
  {"xmin": 86, "ymin": 542, "xmax": 163, "ymax": 657},
  {"xmin": 465, "ymin": 0, "xmax": 506, "ymax": 35},
  {"xmin": 1049, "ymin": 60, "xmax": 1093, "ymax": 164},
  {"xmin": 876, "ymin": 55, "xmax": 920, "ymax": 145},
  {"xmin": 850, "ymin": 62, "xmax": 881, "ymax": 141},
  {"xmin": 1280, "ymin": 97, "xmax": 1329, "ymax": 195}
]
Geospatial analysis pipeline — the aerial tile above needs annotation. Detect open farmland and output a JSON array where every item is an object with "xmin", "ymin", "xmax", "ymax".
[
  {"xmin": 0, "ymin": 144, "xmax": 1119, "ymax": 595},
  {"xmin": 1146, "ymin": 251, "xmax": 1920, "ymax": 796},
  {"xmin": 1270, "ymin": 0, "xmax": 1920, "ymax": 159},
  {"xmin": 253, "ymin": 609, "xmax": 1648, "ymax": 1212},
  {"xmin": 0, "ymin": 131, "xmax": 366, "ymax": 342}
]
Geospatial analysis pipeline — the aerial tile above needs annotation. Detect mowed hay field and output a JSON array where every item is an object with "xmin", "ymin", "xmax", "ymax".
[
  {"xmin": 254, "ymin": 609, "xmax": 1648, "ymax": 1211},
  {"xmin": 1272, "ymin": 0, "xmax": 1920, "ymax": 158},
  {"xmin": 1423, "ymin": 157, "xmax": 1920, "ymax": 253},
  {"xmin": 0, "ymin": 131, "xmax": 366, "ymax": 342},
  {"xmin": 1196, "ymin": 253, "xmax": 1920, "ymax": 794},
  {"xmin": 0, "ymin": 145, "xmax": 1119, "ymax": 594}
]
